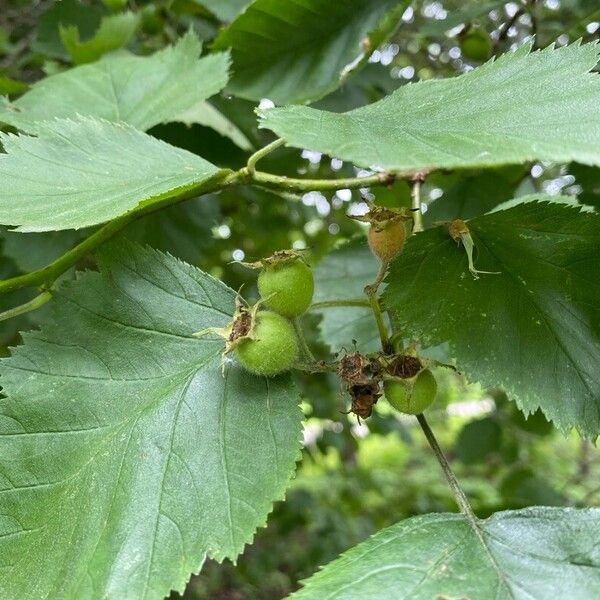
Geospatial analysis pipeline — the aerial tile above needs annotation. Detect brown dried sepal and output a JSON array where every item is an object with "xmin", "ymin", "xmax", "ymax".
[
  {"xmin": 338, "ymin": 351, "xmax": 380, "ymax": 385},
  {"xmin": 387, "ymin": 355, "xmax": 423, "ymax": 379},
  {"xmin": 228, "ymin": 307, "xmax": 253, "ymax": 343},
  {"xmin": 448, "ymin": 219, "xmax": 470, "ymax": 243},
  {"xmin": 348, "ymin": 382, "xmax": 381, "ymax": 422},
  {"xmin": 351, "ymin": 206, "xmax": 410, "ymax": 231},
  {"xmin": 242, "ymin": 249, "xmax": 306, "ymax": 270}
]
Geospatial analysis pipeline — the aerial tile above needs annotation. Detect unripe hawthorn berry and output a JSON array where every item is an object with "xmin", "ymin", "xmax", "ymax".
[
  {"xmin": 368, "ymin": 220, "xmax": 406, "ymax": 263},
  {"xmin": 352, "ymin": 207, "xmax": 409, "ymax": 264},
  {"xmin": 256, "ymin": 251, "xmax": 314, "ymax": 317},
  {"xmin": 384, "ymin": 368, "xmax": 437, "ymax": 415},
  {"xmin": 234, "ymin": 311, "xmax": 299, "ymax": 376},
  {"xmin": 459, "ymin": 27, "xmax": 492, "ymax": 62}
]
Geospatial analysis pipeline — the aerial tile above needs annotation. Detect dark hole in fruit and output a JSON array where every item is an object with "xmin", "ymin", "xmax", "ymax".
[{"xmin": 388, "ymin": 355, "xmax": 422, "ymax": 378}]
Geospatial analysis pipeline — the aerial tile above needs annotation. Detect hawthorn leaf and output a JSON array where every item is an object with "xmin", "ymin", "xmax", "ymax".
[
  {"xmin": 313, "ymin": 238, "xmax": 384, "ymax": 354},
  {"xmin": 291, "ymin": 507, "xmax": 600, "ymax": 599},
  {"xmin": 59, "ymin": 11, "xmax": 140, "ymax": 64},
  {"xmin": 175, "ymin": 101, "xmax": 253, "ymax": 150},
  {"xmin": 33, "ymin": 0, "xmax": 103, "ymax": 60},
  {"xmin": 0, "ymin": 241, "xmax": 302, "ymax": 600},
  {"xmin": 0, "ymin": 116, "xmax": 227, "ymax": 232},
  {"xmin": 383, "ymin": 201, "xmax": 600, "ymax": 436},
  {"xmin": 0, "ymin": 32, "xmax": 230, "ymax": 133},
  {"xmin": 213, "ymin": 0, "xmax": 408, "ymax": 105},
  {"xmin": 260, "ymin": 42, "xmax": 600, "ymax": 170}
]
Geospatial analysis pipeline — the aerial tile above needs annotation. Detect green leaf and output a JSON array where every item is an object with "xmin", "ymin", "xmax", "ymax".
[
  {"xmin": 0, "ymin": 241, "xmax": 302, "ymax": 599},
  {"xmin": 260, "ymin": 42, "xmax": 600, "ymax": 170},
  {"xmin": 59, "ymin": 11, "xmax": 140, "ymax": 64},
  {"xmin": 0, "ymin": 228, "xmax": 83, "ymax": 272},
  {"xmin": 500, "ymin": 468, "xmax": 565, "ymax": 508},
  {"xmin": 383, "ymin": 201, "xmax": 600, "ymax": 436},
  {"xmin": 175, "ymin": 101, "xmax": 253, "ymax": 150},
  {"xmin": 33, "ymin": 0, "xmax": 104, "ymax": 60},
  {"xmin": 455, "ymin": 416, "xmax": 502, "ymax": 464},
  {"xmin": 0, "ymin": 75, "xmax": 28, "ymax": 96},
  {"xmin": 569, "ymin": 162, "xmax": 600, "ymax": 209},
  {"xmin": 313, "ymin": 238, "xmax": 383, "ymax": 354},
  {"xmin": 0, "ymin": 116, "xmax": 225, "ymax": 231},
  {"xmin": 424, "ymin": 170, "xmax": 518, "ymax": 224},
  {"xmin": 291, "ymin": 507, "xmax": 600, "ymax": 599},
  {"xmin": 213, "ymin": 0, "xmax": 407, "ymax": 105},
  {"xmin": 0, "ymin": 32, "xmax": 230, "ymax": 133}
]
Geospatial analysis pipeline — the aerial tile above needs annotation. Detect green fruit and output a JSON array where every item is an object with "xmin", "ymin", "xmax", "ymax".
[
  {"xmin": 384, "ymin": 369, "xmax": 437, "ymax": 414},
  {"xmin": 234, "ymin": 311, "xmax": 299, "ymax": 376},
  {"xmin": 141, "ymin": 6, "xmax": 162, "ymax": 35},
  {"xmin": 460, "ymin": 28, "xmax": 492, "ymax": 62},
  {"xmin": 368, "ymin": 220, "xmax": 406, "ymax": 263},
  {"xmin": 258, "ymin": 259, "xmax": 314, "ymax": 317}
]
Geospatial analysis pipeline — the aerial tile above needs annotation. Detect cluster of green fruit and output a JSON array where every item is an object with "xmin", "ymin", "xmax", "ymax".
[
  {"xmin": 208, "ymin": 240, "xmax": 437, "ymax": 417},
  {"xmin": 231, "ymin": 252, "xmax": 314, "ymax": 376}
]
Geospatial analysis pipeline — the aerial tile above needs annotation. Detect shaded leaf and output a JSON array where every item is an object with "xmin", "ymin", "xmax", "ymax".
[
  {"xmin": 292, "ymin": 507, "xmax": 600, "ymax": 599},
  {"xmin": 0, "ymin": 241, "xmax": 302, "ymax": 599},
  {"xmin": 313, "ymin": 238, "xmax": 383, "ymax": 354},
  {"xmin": 455, "ymin": 416, "xmax": 502, "ymax": 464},
  {"xmin": 260, "ymin": 42, "xmax": 600, "ymax": 170},
  {"xmin": 33, "ymin": 0, "xmax": 104, "ymax": 60},
  {"xmin": 0, "ymin": 32, "xmax": 230, "ymax": 133},
  {"xmin": 175, "ymin": 101, "xmax": 253, "ymax": 150},
  {"xmin": 383, "ymin": 201, "xmax": 600, "ymax": 436},
  {"xmin": 569, "ymin": 162, "xmax": 600, "ymax": 209},
  {"xmin": 0, "ymin": 117, "xmax": 226, "ymax": 231},
  {"xmin": 424, "ymin": 170, "xmax": 518, "ymax": 224},
  {"xmin": 500, "ymin": 468, "xmax": 565, "ymax": 508},
  {"xmin": 213, "ymin": 0, "xmax": 407, "ymax": 104},
  {"xmin": 59, "ymin": 11, "xmax": 140, "ymax": 64}
]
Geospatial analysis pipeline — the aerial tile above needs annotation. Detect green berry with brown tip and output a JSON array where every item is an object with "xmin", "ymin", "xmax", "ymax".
[{"xmin": 234, "ymin": 311, "xmax": 299, "ymax": 376}]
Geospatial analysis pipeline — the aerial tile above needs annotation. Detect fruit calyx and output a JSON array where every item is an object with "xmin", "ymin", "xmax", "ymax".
[
  {"xmin": 243, "ymin": 249, "xmax": 307, "ymax": 270},
  {"xmin": 350, "ymin": 206, "xmax": 410, "ymax": 231},
  {"xmin": 338, "ymin": 350, "xmax": 382, "ymax": 423}
]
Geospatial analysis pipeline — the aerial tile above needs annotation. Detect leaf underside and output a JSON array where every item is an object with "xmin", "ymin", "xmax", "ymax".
[
  {"xmin": 0, "ymin": 117, "xmax": 224, "ymax": 231},
  {"xmin": 291, "ymin": 507, "xmax": 600, "ymax": 599},
  {"xmin": 260, "ymin": 42, "xmax": 600, "ymax": 170},
  {"xmin": 0, "ymin": 242, "xmax": 302, "ymax": 599}
]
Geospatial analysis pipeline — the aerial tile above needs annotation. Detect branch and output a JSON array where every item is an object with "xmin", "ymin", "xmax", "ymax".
[
  {"xmin": 309, "ymin": 299, "xmax": 370, "ymax": 309},
  {"xmin": 0, "ymin": 170, "xmax": 241, "ymax": 296},
  {"xmin": 416, "ymin": 414, "xmax": 477, "ymax": 519},
  {"xmin": 250, "ymin": 169, "xmax": 398, "ymax": 193},
  {"xmin": 0, "ymin": 291, "xmax": 52, "ymax": 322},
  {"xmin": 246, "ymin": 138, "xmax": 286, "ymax": 175}
]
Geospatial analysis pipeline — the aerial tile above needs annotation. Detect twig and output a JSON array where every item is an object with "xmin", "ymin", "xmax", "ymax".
[
  {"xmin": 0, "ymin": 170, "xmax": 240, "ymax": 296},
  {"xmin": 250, "ymin": 169, "xmax": 398, "ymax": 193},
  {"xmin": 416, "ymin": 414, "xmax": 476, "ymax": 518},
  {"xmin": 364, "ymin": 261, "xmax": 391, "ymax": 352},
  {"xmin": 0, "ymin": 291, "xmax": 52, "ymax": 322},
  {"xmin": 411, "ymin": 173, "xmax": 425, "ymax": 233},
  {"xmin": 309, "ymin": 299, "xmax": 370, "ymax": 310},
  {"xmin": 293, "ymin": 316, "xmax": 315, "ymax": 362},
  {"xmin": 246, "ymin": 138, "xmax": 286, "ymax": 175}
]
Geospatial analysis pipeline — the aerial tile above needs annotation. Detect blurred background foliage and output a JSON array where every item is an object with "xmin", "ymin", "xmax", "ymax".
[{"xmin": 0, "ymin": 1, "xmax": 598, "ymax": 598}]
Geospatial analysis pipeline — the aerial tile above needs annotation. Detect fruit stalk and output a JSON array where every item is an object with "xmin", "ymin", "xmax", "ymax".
[{"xmin": 416, "ymin": 414, "xmax": 477, "ymax": 520}]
